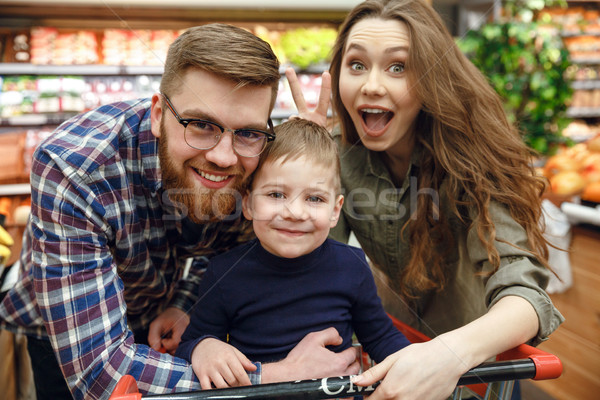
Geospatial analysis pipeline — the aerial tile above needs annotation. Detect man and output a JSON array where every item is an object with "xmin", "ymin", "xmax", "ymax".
[{"xmin": 0, "ymin": 24, "xmax": 359, "ymax": 400}]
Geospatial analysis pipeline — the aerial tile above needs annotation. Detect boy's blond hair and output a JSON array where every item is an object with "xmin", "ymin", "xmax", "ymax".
[{"xmin": 256, "ymin": 119, "xmax": 341, "ymax": 194}]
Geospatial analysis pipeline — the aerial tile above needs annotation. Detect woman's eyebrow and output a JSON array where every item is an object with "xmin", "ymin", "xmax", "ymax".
[
  {"xmin": 385, "ymin": 45, "xmax": 409, "ymax": 54},
  {"xmin": 346, "ymin": 42, "xmax": 408, "ymax": 54},
  {"xmin": 346, "ymin": 42, "xmax": 366, "ymax": 52}
]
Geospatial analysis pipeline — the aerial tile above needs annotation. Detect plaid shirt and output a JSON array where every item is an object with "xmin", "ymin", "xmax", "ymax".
[{"xmin": 0, "ymin": 99, "xmax": 256, "ymax": 399}]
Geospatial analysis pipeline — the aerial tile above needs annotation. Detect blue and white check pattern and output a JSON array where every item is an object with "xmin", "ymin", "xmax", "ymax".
[{"xmin": 0, "ymin": 98, "xmax": 256, "ymax": 399}]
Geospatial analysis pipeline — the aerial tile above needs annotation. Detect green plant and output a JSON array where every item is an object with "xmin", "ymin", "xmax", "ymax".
[{"xmin": 458, "ymin": 0, "xmax": 572, "ymax": 155}]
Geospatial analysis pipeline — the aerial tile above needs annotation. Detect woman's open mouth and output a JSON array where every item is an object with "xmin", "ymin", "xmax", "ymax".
[{"xmin": 360, "ymin": 107, "xmax": 394, "ymax": 137}]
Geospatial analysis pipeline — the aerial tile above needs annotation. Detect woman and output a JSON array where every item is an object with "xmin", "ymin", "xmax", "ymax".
[{"xmin": 287, "ymin": 0, "xmax": 563, "ymax": 399}]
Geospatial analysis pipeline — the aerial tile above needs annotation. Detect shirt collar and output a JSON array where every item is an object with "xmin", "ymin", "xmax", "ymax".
[{"xmin": 364, "ymin": 142, "xmax": 422, "ymax": 189}]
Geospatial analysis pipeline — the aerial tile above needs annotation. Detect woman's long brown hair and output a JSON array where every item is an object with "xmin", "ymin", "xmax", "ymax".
[{"xmin": 330, "ymin": 0, "xmax": 550, "ymax": 298}]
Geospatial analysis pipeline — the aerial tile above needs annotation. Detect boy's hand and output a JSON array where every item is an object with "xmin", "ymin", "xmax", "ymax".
[
  {"xmin": 191, "ymin": 338, "xmax": 256, "ymax": 389},
  {"xmin": 285, "ymin": 67, "xmax": 331, "ymax": 128},
  {"xmin": 148, "ymin": 307, "xmax": 190, "ymax": 354}
]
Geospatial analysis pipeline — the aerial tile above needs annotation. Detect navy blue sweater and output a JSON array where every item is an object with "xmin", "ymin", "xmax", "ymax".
[{"xmin": 176, "ymin": 238, "xmax": 410, "ymax": 363}]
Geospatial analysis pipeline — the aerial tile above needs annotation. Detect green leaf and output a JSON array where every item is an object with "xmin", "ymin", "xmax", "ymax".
[{"xmin": 460, "ymin": 2, "xmax": 573, "ymax": 155}]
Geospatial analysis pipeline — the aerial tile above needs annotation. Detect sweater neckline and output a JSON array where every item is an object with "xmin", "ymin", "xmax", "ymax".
[{"xmin": 254, "ymin": 239, "xmax": 327, "ymax": 273}]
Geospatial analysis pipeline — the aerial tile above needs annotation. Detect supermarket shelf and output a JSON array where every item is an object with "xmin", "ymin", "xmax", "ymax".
[
  {"xmin": 562, "ymin": 31, "xmax": 600, "ymax": 37},
  {"xmin": 0, "ymin": 0, "xmax": 364, "ymax": 10},
  {"xmin": 0, "ymin": 63, "xmax": 163, "ymax": 76},
  {"xmin": 572, "ymin": 80, "xmax": 600, "ymax": 90},
  {"xmin": 0, "ymin": 183, "xmax": 30, "ymax": 196},
  {"xmin": 567, "ymin": 107, "xmax": 600, "ymax": 118},
  {"xmin": 0, "ymin": 113, "xmax": 79, "ymax": 127},
  {"xmin": 570, "ymin": 57, "xmax": 600, "ymax": 65},
  {"xmin": 0, "ymin": 63, "xmax": 328, "ymax": 76},
  {"xmin": 271, "ymin": 109, "xmax": 296, "ymax": 120}
]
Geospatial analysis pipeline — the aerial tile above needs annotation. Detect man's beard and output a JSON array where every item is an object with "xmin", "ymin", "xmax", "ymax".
[{"xmin": 158, "ymin": 121, "xmax": 249, "ymax": 223}]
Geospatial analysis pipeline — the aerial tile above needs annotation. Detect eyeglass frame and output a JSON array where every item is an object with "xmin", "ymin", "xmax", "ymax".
[{"xmin": 161, "ymin": 93, "xmax": 275, "ymax": 158}]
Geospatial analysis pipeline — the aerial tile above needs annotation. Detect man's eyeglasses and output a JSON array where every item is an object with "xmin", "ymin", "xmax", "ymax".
[{"xmin": 162, "ymin": 93, "xmax": 275, "ymax": 158}]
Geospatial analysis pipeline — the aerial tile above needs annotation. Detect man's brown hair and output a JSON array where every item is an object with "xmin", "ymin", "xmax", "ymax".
[{"xmin": 160, "ymin": 23, "xmax": 281, "ymax": 111}]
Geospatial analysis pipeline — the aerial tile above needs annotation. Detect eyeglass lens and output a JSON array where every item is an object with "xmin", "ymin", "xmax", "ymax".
[{"xmin": 184, "ymin": 121, "xmax": 267, "ymax": 157}]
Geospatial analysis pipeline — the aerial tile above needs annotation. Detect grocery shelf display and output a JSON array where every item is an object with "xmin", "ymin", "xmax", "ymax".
[
  {"xmin": 0, "ymin": 24, "xmax": 337, "ymax": 128},
  {"xmin": 541, "ymin": 3, "xmax": 600, "ymax": 120}
]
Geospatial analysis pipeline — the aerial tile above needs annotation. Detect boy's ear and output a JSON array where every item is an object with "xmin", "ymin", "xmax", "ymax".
[
  {"xmin": 329, "ymin": 194, "xmax": 344, "ymax": 228},
  {"xmin": 242, "ymin": 191, "xmax": 253, "ymax": 220}
]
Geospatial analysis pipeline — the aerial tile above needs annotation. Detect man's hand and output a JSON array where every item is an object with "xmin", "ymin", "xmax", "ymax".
[
  {"xmin": 191, "ymin": 338, "xmax": 256, "ymax": 389},
  {"xmin": 148, "ymin": 307, "xmax": 190, "ymax": 354},
  {"xmin": 285, "ymin": 67, "xmax": 331, "ymax": 128},
  {"xmin": 262, "ymin": 327, "xmax": 360, "ymax": 383}
]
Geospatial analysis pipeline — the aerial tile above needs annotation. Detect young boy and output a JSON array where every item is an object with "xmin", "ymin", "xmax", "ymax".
[{"xmin": 175, "ymin": 119, "xmax": 410, "ymax": 389}]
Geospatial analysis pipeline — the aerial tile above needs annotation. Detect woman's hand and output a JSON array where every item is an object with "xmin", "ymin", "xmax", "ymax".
[
  {"xmin": 352, "ymin": 337, "xmax": 467, "ymax": 400},
  {"xmin": 285, "ymin": 67, "xmax": 331, "ymax": 128},
  {"xmin": 191, "ymin": 338, "xmax": 256, "ymax": 389},
  {"xmin": 352, "ymin": 296, "xmax": 539, "ymax": 399}
]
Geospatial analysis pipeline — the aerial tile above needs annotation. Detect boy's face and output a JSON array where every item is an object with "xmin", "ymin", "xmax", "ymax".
[{"xmin": 243, "ymin": 156, "xmax": 343, "ymax": 258}]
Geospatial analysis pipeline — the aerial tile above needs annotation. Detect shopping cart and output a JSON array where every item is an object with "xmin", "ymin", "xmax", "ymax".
[{"xmin": 109, "ymin": 316, "xmax": 562, "ymax": 400}]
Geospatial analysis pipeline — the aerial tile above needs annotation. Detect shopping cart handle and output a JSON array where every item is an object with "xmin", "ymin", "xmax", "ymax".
[
  {"xmin": 496, "ymin": 343, "xmax": 563, "ymax": 380},
  {"xmin": 109, "ymin": 354, "xmax": 560, "ymax": 400},
  {"xmin": 110, "ymin": 374, "xmax": 141, "ymax": 400}
]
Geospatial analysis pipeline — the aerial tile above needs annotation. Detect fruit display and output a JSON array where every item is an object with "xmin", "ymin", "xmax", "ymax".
[
  {"xmin": 255, "ymin": 25, "xmax": 338, "ymax": 70},
  {"xmin": 542, "ymin": 135, "xmax": 600, "ymax": 201},
  {"xmin": 279, "ymin": 27, "xmax": 337, "ymax": 70}
]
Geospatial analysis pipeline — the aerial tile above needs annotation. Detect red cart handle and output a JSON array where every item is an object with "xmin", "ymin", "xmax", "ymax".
[
  {"xmin": 386, "ymin": 313, "xmax": 563, "ymax": 381},
  {"xmin": 496, "ymin": 343, "xmax": 562, "ymax": 380},
  {"xmin": 109, "ymin": 375, "xmax": 141, "ymax": 400}
]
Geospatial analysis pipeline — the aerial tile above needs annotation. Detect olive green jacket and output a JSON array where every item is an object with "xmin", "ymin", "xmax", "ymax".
[{"xmin": 329, "ymin": 133, "xmax": 564, "ymax": 345}]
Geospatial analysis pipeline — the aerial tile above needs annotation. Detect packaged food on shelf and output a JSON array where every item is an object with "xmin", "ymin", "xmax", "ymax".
[
  {"xmin": 562, "ymin": 120, "xmax": 600, "ymax": 142},
  {"xmin": 30, "ymin": 27, "xmax": 98, "ymax": 65},
  {"xmin": 0, "ymin": 76, "xmax": 36, "ymax": 117},
  {"xmin": 102, "ymin": 29, "xmax": 180, "ymax": 66},
  {"xmin": 30, "ymin": 27, "xmax": 56, "ymax": 65},
  {"xmin": 564, "ymin": 35, "xmax": 600, "ymax": 62}
]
